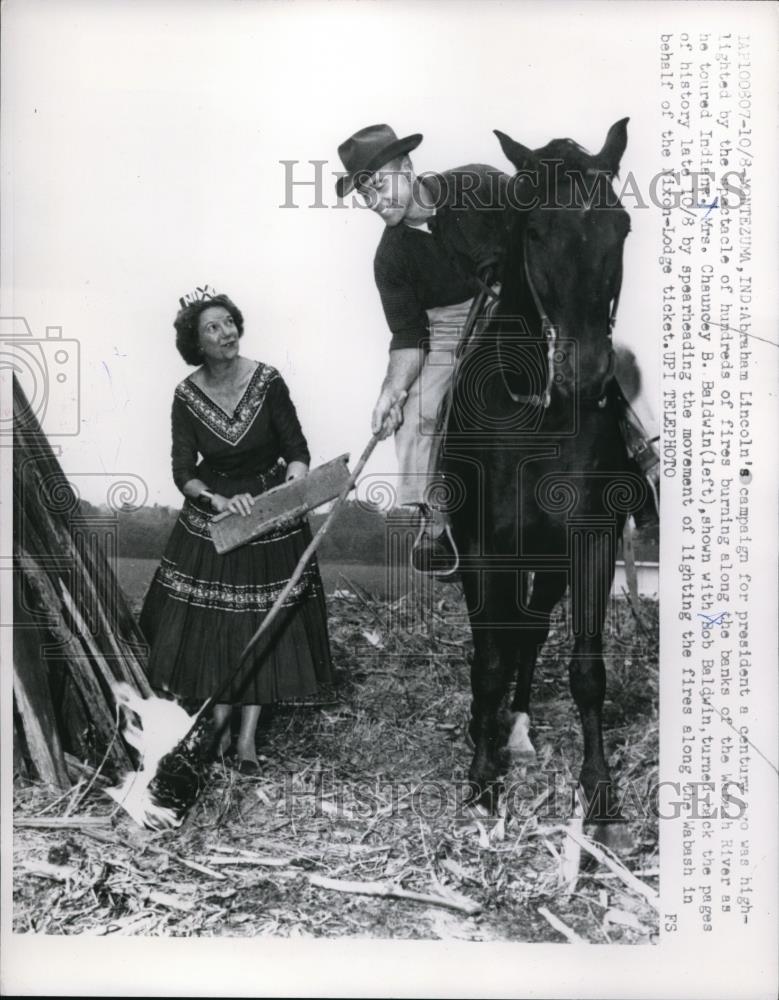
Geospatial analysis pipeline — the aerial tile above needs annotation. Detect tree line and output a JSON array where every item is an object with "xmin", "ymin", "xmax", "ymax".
[
  {"xmin": 77, "ymin": 499, "xmax": 390, "ymax": 563},
  {"xmin": 76, "ymin": 499, "xmax": 658, "ymax": 564}
]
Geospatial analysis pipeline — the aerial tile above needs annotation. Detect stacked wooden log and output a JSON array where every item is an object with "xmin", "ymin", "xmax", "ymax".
[{"xmin": 12, "ymin": 375, "xmax": 150, "ymax": 787}]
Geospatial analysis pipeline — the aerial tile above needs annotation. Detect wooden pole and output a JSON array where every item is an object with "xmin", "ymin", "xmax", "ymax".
[
  {"xmin": 16, "ymin": 547, "xmax": 131, "ymax": 772},
  {"xmin": 13, "ymin": 375, "xmax": 152, "ymax": 696},
  {"xmin": 13, "ymin": 580, "xmax": 70, "ymax": 789}
]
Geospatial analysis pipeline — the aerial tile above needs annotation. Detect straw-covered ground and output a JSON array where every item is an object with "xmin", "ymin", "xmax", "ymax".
[{"xmin": 13, "ymin": 581, "xmax": 659, "ymax": 943}]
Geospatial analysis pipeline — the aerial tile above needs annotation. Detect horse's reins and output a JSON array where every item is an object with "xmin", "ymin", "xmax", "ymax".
[{"xmin": 500, "ymin": 228, "xmax": 622, "ymax": 410}]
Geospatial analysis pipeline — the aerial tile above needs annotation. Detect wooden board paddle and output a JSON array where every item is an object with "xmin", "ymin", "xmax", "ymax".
[{"xmin": 209, "ymin": 453, "xmax": 351, "ymax": 554}]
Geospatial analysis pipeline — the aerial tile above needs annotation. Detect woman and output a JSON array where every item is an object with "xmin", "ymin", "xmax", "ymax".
[{"xmin": 140, "ymin": 287, "xmax": 333, "ymax": 774}]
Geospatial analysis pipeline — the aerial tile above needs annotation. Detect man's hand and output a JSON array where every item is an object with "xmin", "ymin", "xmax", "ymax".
[
  {"xmin": 372, "ymin": 388, "xmax": 408, "ymax": 439},
  {"xmin": 371, "ymin": 348, "xmax": 424, "ymax": 439}
]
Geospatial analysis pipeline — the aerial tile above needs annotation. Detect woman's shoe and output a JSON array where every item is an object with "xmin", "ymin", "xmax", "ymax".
[{"xmin": 216, "ymin": 740, "xmax": 237, "ymax": 764}]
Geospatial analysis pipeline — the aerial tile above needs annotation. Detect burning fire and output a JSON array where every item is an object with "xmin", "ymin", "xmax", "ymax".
[{"xmin": 106, "ymin": 683, "xmax": 198, "ymax": 829}]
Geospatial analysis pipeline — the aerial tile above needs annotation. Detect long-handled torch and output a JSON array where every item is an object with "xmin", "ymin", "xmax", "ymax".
[{"xmin": 132, "ymin": 433, "xmax": 381, "ymax": 829}]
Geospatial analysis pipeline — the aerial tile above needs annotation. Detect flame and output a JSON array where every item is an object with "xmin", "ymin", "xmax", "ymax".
[{"xmin": 105, "ymin": 683, "xmax": 198, "ymax": 829}]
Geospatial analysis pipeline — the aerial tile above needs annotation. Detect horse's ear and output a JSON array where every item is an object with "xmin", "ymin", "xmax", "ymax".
[
  {"xmin": 494, "ymin": 129, "xmax": 535, "ymax": 170},
  {"xmin": 595, "ymin": 118, "xmax": 629, "ymax": 176}
]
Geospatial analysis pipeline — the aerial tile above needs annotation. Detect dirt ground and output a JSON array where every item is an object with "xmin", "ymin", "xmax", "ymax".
[{"xmin": 13, "ymin": 581, "xmax": 659, "ymax": 943}]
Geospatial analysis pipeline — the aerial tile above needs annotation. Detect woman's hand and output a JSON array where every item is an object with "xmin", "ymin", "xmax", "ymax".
[
  {"xmin": 212, "ymin": 493, "xmax": 255, "ymax": 517},
  {"xmin": 285, "ymin": 461, "xmax": 308, "ymax": 482}
]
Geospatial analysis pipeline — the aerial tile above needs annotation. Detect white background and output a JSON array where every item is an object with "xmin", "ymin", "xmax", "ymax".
[{"xmin": 2, "ymin": 1, "xmax": 777, "ymax": 998}]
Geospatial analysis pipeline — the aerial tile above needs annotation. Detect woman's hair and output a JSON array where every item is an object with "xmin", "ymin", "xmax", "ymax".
[{"xmin": 174, "ymin": 294, "xmax": 244, "ymax": 365}]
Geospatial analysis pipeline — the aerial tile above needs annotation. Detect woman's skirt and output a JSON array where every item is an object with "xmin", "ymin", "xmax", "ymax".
[{"xmin": 139, "ymin": 497, "xmax": 334, "ymax": 705}]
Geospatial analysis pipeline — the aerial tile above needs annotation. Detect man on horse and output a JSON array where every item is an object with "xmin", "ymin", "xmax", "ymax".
[
  {"xmin": 335, "ymin": 123, "xmax": 512, "ymax": 573},
  {"xmin": 335, "ymin": 123, "xmax": 658, "ymax": 575}
]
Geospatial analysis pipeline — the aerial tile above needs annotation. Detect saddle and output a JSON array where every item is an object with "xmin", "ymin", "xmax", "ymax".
[{"xmin": 428, "ymin": 283, "xmax": 660, "ymax": 527}]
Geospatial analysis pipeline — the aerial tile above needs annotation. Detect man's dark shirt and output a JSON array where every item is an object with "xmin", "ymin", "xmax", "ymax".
[{"xmin": 373, "ymin": 164, "xmax": 512, "ymax": 351}]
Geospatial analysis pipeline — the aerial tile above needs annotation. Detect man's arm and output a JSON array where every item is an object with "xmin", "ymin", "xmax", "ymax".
[
  {"xmin": 371, "ymin": 348, "xmax": 424, "ymax": 438},
  {"xmin": 372, "ymin": 237, "xmax": 430, "ymax": 438}
]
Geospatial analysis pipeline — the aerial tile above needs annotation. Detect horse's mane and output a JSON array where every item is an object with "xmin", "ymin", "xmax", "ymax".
[{"xmin": 533, "ymin": 138, "xmax": 595, "ymax": 172}]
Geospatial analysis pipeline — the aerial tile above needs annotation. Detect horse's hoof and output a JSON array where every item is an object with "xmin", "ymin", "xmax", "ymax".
[
  {"xmin": 506, "ymin": 711, "xmax": 536, "ymax": 761},
  {"xmin": 465, "ymin": 773, "xmax": 502, "ymax": 813},
  {"xmin": 588, "ymin": 821, "xmax": 635, "ymax": 856},
  {"xmin": 576, "ymin": 775, "xmax": 623, "ymax": 824}
]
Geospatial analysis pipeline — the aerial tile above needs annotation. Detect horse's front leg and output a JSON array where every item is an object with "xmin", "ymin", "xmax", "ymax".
[
  {"xmin": 569, "ymin": 634, "xmax": 621, "ymax": 821},
  {"xmin": 461, "ymin": 568, "xmax": 519, "ymax": 808},
  {"xmin": 569, "ymin": 531, "xmax": 622, "ymax": 823},
  {"xmin": 509, "ymin": 569, "xmax": 568, "ymax": 759}
]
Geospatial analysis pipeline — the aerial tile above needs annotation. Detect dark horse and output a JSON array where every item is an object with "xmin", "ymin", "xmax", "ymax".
[{"xmin": 442, "ymin": 118, "xmax": 646, "ymax": 822}]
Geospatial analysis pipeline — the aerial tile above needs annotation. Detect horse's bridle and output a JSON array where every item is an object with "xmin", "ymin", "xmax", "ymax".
[{"xmin": 500, "ymin": 227, "xmax": 622, "ymax": 410}]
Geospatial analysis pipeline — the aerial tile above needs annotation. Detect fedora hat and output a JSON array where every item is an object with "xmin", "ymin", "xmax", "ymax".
[{"xmin": 336, "ymin": 124, "xmax": 423, "ymax": 198}]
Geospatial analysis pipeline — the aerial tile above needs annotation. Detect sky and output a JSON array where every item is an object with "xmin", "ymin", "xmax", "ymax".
[{"xmin": 0, "ymin": 0, "xmax": 753, "ymax": 507}]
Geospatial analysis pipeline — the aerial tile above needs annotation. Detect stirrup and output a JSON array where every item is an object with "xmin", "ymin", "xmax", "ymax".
[
  {"xmin": 411, "ymin": 521, "xmax": 461, "ymax": 577},
  {"xmin": 632, "ymin": 453, "xmax": 660, "ymax": 527}
]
